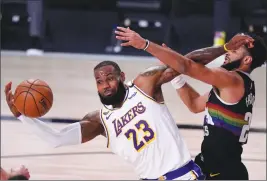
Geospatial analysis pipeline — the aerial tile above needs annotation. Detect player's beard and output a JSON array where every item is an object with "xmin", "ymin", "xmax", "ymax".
[
  {"xmin": 98, "ymin": 81, "xmax": 127, "ymax": 106},
  {"xmin": 221, "ymin": 59, "xmax": 242, "ymax": 71}
]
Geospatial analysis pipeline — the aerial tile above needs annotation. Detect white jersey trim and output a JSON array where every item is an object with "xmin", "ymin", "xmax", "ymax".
[
  {"xmin": 212, "ymin": 88, "xmax": 239, "ymax": 105},
  {"xmin": 131, "ymin": 81, "xmax": 164, "ymax": 104},
  {"xmin": 236, "ymin": 70, "xmax": 252, "ymax": 79},
  {"xmin": 99, "ymin": 109, "xmax": 110, "ymax": 148}
]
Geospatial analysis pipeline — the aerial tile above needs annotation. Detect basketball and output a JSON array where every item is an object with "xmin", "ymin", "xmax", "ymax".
[{"xmin": 13, "ymin": 79, "xmax": 53, "ymax": 118}]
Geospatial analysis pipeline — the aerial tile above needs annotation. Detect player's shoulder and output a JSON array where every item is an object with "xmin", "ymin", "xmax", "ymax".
[{"xmin": 235, "ymin": 70, "xmax": 253, "ymax": 81}]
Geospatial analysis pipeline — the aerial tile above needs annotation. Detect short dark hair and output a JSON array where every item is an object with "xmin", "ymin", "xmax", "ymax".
[
  {"xmin": 94, "ymin": 60, "xmax": 121, "ymax": 74},
  {"xmin": 244, "ymin": 34, "xmax": 267, "ymax": 71},
  {"xmin": 8, "ymin": 175, "xmax": 29, "ymax": 180}
]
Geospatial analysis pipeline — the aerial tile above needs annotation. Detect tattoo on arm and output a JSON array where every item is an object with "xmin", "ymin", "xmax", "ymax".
[
  {"xmin": 81, "ymin": 110, "xmax": 100, "ymax": 121},
  {"xmin": 156, "ymin": 67, "xmax": 179, "ymax": 87},
  {"xmin": 185, "ymin": 46, "xmax": 225, "ymax": 65},
  {"xmin": 139, "ymin": 65, "xmax": 180, "ymax": 87},
  {"xmin": 140, "ymin": 65, "xmax": 168, "ymax": 77}
]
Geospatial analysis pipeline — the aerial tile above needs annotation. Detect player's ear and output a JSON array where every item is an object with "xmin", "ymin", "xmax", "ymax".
[
  {"xmin": 243, "ymin": 55, "xmax": 253, "ymax": 65},
  {"xmin": 120, "ymin": 72, "xmax": 126, "ymax": 82}
]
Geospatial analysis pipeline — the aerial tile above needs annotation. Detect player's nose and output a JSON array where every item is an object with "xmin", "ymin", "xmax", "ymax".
[{"xmin": 102, "ymin": 81, "xmax": 111, "ymax": 90}]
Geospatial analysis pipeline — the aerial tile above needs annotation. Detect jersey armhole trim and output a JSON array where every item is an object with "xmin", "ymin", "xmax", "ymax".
[
  {"xmin": 100, "ymin": 109, "xmax": 110, "ymax": 148},
  {"xmin": 132, "ymin": 81, "xmax": 164, "ymax": 104},
  {"xmin": 212, "ymin": 88, "xmax": 239, "ymax": 105}
]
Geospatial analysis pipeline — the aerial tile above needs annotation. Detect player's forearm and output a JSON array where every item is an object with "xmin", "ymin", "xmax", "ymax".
[
  {"xmin": 185, "ymin": 46, "xmax": 226, "ymax": 65},
  {"xmin": 176, "ymin": 83, "xmax": 201, "ymax": 113},
  {"xmin": 18, "ymin": 115, "xmax": 82, "ymax": 148},
  {"xmin": 145, "ymin": 41, "xmax": 192, "ymax": 74},
  {"xmin": 171, "ymin": 76, "xmax": 201, "ymax": 113}
]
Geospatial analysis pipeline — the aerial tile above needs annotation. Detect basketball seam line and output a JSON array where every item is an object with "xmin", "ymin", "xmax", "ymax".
[
  {"xmin": 17, "ymin": 85, "xmax": 52, "ymax": 106},
  {"xmin": 24, "ymin": 79, "xmax": 40, "ymax": 115},
  {"xmin": 26, "ymin": 80, "xmax": 52, "ymax": 91},
  {"xmin": 14, "ymin": 91, "xmax": 29, "ymax": 103},
  {"xmin": 27, "ymin": 91, "xmax": 42, "ymax": 117}
]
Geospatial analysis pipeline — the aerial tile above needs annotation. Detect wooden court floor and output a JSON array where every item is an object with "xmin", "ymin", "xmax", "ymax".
[{"xmin": 1, "ymin": 53, "xmax": 266, "ymax": 180}]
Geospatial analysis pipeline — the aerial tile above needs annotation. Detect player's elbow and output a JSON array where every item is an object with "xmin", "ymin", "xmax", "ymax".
[
  {"xmin": 188, "ymin": 107, "xmax": 200, "ymax": 114},
  {"xmin": 188, "ymin": 104, "xmax": 205, "ymax": 114}
]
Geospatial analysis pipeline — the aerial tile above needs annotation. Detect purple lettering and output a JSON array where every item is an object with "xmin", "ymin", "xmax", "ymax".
[
  {"xmin": 137, "ymin": 102, "xmax": 146, "ymax": 113},
  {"xmin": 112, "ymin": 119, "xmax": 122, "ymax": 137}
]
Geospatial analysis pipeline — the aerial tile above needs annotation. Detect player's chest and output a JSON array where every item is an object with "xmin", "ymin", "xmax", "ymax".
[{"xmin": 103, "ymin": 100, "xmax": 152, "ymax": 137}]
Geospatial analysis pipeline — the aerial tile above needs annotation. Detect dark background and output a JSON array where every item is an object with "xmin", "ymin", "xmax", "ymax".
[{"xmin": 1, "ymin": 0, "xmax": 267, "ymax": 56}]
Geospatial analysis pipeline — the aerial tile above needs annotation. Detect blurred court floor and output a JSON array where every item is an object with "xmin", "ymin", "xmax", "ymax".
[{"xmin": 1, "ymin": 52, "xmax": 266, "ymax": 180}]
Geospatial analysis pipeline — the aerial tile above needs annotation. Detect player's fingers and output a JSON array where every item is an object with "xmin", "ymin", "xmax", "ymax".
[
  {"xmin": 116, "ymin": 36, "xmax": 130, "ymax": 41},
  {"xmin": 239, "ymin": 35, "xmax": 254, "ymax": 42},
  {"xmin": 117, "ymin": 26, "xmax": 129, "ymax": 32},
  {"xmin": 8, "ymin": 91, "xmax": 15, "ymax": 106},
  {"xmin": 121, "ymin": 42, "xmax": 131, "ymax": 46},
  {"xmin": 4, "ymin": 82, "xmax": 12, "ymax": 95},
  {"xmin": 7, "ymin": 90, "xmax": 13, "ymax": 102},
  {"xmin": 10, "ymin": 99, "xmax": 15, "ymax": 107},
  {"xmin": 234, "ymin": 34, "xmax": 254, "ymax": 42},
  {"xmin": 114, "ymin": 30, "xmax": 131, "ymax": 37},
  {"xmin": 162, "ymin": 43, "xmax": 167, "ymax": 47},
  {"xmin": 162, "ymin": 43, "xmax": 171, "ymax": 49},
  {"xmin": 126, "ymin": 27, "xmax": 134, "ymax": 33},
  {"xmin": 235, "ymin": 39, "xmax": 250, "ymax": 47},
  {"xmin": 247, "ymin": 42, "xmax": 254, "ymax": 48}
]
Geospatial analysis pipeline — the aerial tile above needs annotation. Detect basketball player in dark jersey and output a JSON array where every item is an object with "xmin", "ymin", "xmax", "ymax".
[
  {"xmin": 115, "ymin": 28, "xmax": 266, "ymax": 179},
  {"xmin": 168, "ymin": 35, "xmax": 266, "ymax": 180}
]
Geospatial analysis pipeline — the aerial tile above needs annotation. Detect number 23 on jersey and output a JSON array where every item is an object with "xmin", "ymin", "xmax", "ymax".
[{"xmin": 125, "ymin": 120, "xmax": 156, "ymax": 152}]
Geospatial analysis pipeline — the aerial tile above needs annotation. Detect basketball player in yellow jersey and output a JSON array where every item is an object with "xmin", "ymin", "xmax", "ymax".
[{"xmin": 5, "ymin": 36, "xmax": 251, "ymax": 180}]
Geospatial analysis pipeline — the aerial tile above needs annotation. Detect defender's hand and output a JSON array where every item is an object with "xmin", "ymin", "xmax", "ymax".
[
  {"xmin": 225, "ymin": 34, "xmax": 254, "ymax": 51},
  {"xmin": 9, "ymin": 165, "xmax": 30, "ymax": 180},
  {"xmin": 4, "ymin": 82, "xmax": 21, "ymax": 117},
  {"xmin": 115, "ymin": 27, "xmax": 146, "ymax": 49}
]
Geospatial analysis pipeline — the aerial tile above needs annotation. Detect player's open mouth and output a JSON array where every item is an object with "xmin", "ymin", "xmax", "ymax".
[
  {"xmin": 104, "ymin": 91, "xmax": 113, "ymax": 96},
  {"xmin": 224, "ymin": 56, "xmax": 230, "ymax": 64}
]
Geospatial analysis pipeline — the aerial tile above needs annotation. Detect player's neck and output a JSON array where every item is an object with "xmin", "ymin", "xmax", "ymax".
[
  {"xmin": 112, "ymin": 102, "xmax": 124, "ymax": 109},
  {"xmin": 236, "ymin": 66, "xmax": 251, "ymax": 74}
]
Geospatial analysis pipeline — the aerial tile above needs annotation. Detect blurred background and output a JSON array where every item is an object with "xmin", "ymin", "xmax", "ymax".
[
  {"xmin": 1, "ymin": 0, "xmax": 267, "ymax": 56},
  {"xmin": 1, "ymin": 0, "xmax": 266, "ymax": 180}
]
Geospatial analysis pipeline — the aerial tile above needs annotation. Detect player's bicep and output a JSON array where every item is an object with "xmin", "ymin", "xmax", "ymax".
[
  {"xmin": 80, "ymin": 110, "xmax": 105, "ymax": 143},
  {"xmin": 134, "ymin": 65, "xmax": 179, "ymax": 88},
  {"xmin": 134, "ymin": 65, "xmax": 167, "ymax": 94},
  {"xmin": 185, "ymin": 62, "xmax": 240, "ymax": 88}
]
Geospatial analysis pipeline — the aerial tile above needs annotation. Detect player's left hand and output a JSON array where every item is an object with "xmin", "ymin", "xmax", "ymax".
[
  {"xmin": 4, "ymin": 82, "xmax": 21, "ymax": 117},
  {"xmin": 225, "ymin": 33, "xmax": 254, "ymax": 51},
  {"xmin": 115, "ymin": 27, "xmax": 146, "ymax": 49}
]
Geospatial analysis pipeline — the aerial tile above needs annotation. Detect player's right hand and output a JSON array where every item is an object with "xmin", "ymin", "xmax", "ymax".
[
  {"xmin": 115, "ymin": 27, "xmax": 147, "ymax": 49},
  {"xmin": 4, "ymin": 82, "xmax": 21, "ymax": 117},
  {"xmin": 225, "ymin": 33, "xmax": 254, "ymax": 51}
]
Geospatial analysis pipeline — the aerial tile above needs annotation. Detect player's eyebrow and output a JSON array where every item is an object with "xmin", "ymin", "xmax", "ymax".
[{"xmin": 95, "ymin": 73, "xmax": 114, "ymax": 80}]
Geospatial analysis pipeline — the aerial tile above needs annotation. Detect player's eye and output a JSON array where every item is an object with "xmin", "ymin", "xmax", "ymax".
[
  {"xmin": 107, "ymin": 77, "xmax": 114, "ymax": 81},
  {"xmin": 97, "ymin": 80, "xmax": 102, "ymax": 84}
]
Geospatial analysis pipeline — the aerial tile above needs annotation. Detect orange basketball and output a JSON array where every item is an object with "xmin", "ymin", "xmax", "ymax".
[{"xmin": 14, "ymin": 79, "xmax": 53, "ymax": 118}]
